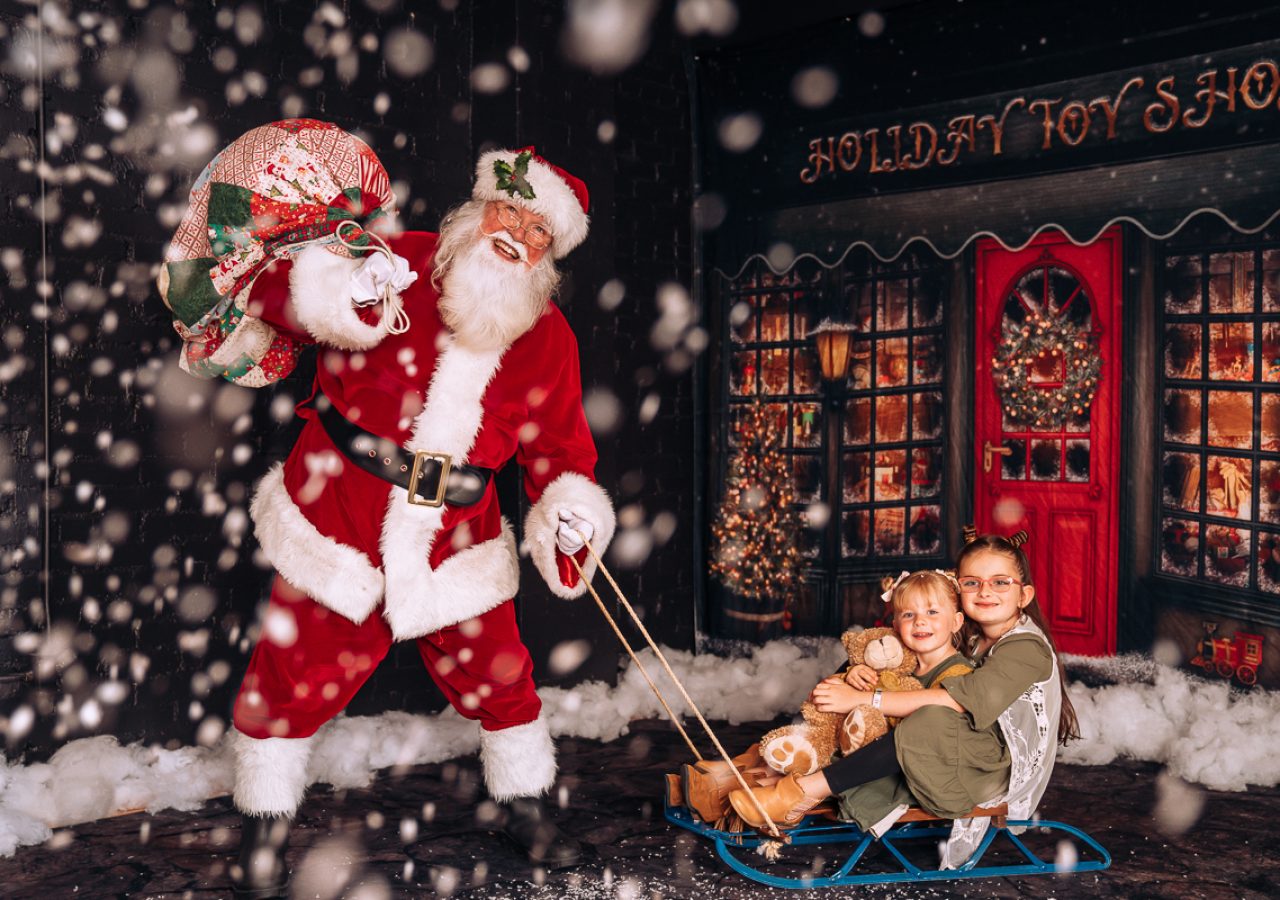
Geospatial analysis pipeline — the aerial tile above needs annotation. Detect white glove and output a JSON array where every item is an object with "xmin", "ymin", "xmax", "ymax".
[
  {"xmin": 350, "ymin": 252, "xmax": 418, "ymax": 307},
  {"xmin": 556, "ymin": 508, "xmax": 595, "ymax": 555}
]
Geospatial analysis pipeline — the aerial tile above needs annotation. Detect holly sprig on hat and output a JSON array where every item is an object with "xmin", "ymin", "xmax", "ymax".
[{"xmin": 493, "ymin": 150, "xmax": 536, "ymax": 200}]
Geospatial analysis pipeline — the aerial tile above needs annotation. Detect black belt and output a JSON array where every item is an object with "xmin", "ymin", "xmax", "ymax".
[{"xmin": 316, "ymin": 399, "xmax": 493, "ymax": 507}]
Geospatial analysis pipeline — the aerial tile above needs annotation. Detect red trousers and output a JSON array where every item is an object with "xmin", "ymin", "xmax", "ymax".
[{"xmin": 232, "ymin": 576, "xmax": 542, "ymax": 739}]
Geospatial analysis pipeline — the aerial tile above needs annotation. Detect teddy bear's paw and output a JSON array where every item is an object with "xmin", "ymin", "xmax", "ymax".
[
  {"xmin": 761, "ymin": 732, "xmax": 819, "ymax": 776},
  {"xmin": 839, "ymin": 706, "xmax": 886, "ymax": 755}
]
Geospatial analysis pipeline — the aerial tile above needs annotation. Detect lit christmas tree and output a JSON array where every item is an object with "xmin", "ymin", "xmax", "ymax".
[{"xmin": 709, "ymin": 401, "xmax": 803, "ymax": 605}]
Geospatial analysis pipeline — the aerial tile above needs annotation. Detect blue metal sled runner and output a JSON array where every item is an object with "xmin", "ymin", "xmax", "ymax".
[{"xmin": 664, "ymin": 800, "xmax": 1111, "ymax": 889}]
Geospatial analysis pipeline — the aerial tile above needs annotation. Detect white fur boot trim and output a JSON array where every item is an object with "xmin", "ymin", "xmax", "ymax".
[
  {"xmin": 523, "ymin": 472, "xmax": 616, "ymax": 599},
  {"xmin": 250, "ymin": 463, "xmax": 384, "ymax": 624},
  {"xmin": 231, "ymin": 728, "xmax": 315, "ymax": 818},
  {"xmin": 288, "ymin": 243, "xmax": 391, "ymax": 350},
  {"xmin": 479, "ymin": 717, "xmax": 557, "ymax": 802}
]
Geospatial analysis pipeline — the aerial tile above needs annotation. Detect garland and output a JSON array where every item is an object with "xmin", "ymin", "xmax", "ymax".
[{"xmin": 992, "ymin": 312, "xmax": 1102, "ymax": 430}]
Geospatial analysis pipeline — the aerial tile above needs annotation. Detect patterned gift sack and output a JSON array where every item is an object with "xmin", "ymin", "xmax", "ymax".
[{"xmin": 159, "ymin": 119, "xmax": 396, "ymax": 387}]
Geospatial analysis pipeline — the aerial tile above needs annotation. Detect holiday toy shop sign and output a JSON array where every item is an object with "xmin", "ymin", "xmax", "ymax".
[{"xmin": 796, "ymin": 40, "xmax": 1280, "ymax": 187}]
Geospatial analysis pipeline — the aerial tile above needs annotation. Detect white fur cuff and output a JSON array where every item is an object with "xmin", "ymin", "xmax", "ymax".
[
  {"xmin": 250, "ymin": 463, "xmax": 385, "ymax": 624},
  {"xmin": 289, "ymin": 243, "xmax": 391, "ymax": 350},
  {"xmin": 231, "ymin": 729, "xmax": 315, "ymax": 817},
  {"xmin": 522, "ymin": 472, "xmax": 616, "ymax": 600},
  {"xmin": 479, "ymin": 717, "xmax": 556, "ymax": 801}
]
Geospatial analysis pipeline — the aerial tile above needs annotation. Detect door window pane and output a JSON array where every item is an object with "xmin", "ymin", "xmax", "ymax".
[
  {"xmin": 1029, "ymin": 439, "xmax": 1061, "ymax": 481},
  {"xmin": 1065, "ymin": 439, "xmax": 1090, "ymax": 483},
  {"xmin": 1002, "ymin": 438, "xmax": 1027, "ymax": 480}
]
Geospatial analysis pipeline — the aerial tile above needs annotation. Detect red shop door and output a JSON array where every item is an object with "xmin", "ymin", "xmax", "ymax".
[{"xmin": 974, "ymin": 228, "xmax": 1121, "ymax": 656}]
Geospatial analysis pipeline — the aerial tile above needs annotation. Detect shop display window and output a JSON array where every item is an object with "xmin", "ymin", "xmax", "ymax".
[
  {"xmin": 1158, "ymin": 240, "xmax": 1280, "ymax": 595},
  {"xmin": 720, "ymin": 254, "xmax": 947, "ymax": 572},
  {"xmin": 722, "ymin": 263, "xmax": 824, "ymax": 554},
  {"xmin": 839, "ymin": 255, "xmax": 947, "ymax": 561}
]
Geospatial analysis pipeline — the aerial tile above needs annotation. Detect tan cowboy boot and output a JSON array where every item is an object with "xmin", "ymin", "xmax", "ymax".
[
  {"xmin": 727, "ymin": 773, "xmax": 823, "ymax": 830},
  {"xmin": 680, "ymin": 744, "xmax": 766, "ymax": 823}
]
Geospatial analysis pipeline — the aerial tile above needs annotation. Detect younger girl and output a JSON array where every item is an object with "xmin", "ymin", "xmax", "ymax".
[{"xmin": 729, "ymin": 534, "xmax": 1079, "ymax": 866}]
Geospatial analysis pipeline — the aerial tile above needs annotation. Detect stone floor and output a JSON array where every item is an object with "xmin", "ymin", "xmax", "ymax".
[{"xmin": 3, "ymin": 717, "xmax": 1277, "ymax": 899}]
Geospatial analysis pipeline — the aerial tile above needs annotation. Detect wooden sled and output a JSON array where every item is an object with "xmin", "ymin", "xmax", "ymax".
[{"xmin": 663, "ymin": 775, "xmax": 1111, "ymax": 889}]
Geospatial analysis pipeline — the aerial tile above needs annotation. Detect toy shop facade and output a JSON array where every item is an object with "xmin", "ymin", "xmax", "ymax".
[{"xmin": 695, "ymin": 33, "xmax": 1280, "ymax": 682}]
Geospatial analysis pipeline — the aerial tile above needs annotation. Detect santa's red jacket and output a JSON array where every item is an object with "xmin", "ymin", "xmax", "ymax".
[{"xmin": 242, "ymin": 232, "xmax": 615, "ymax": 640}]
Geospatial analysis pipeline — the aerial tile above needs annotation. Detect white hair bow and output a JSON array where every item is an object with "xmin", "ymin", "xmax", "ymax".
[{"xmin": 881, "ymin": 570, "xmax": 911, "ymax": 604}]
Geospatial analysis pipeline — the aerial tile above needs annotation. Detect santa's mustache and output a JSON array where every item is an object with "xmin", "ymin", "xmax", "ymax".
[{"xmin": 484, "ymin": 230, "xmax": 531, "ymax": 265}]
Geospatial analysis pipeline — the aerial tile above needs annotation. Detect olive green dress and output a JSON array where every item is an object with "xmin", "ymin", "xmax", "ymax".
[{"xmin": 837, "ymin": 636, "xmax": 1053, "ymax": 831}]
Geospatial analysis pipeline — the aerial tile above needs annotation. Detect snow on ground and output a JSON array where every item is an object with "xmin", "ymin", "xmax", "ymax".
[{"xmin": 1, "ymin": 638, "xmax": 1277, "ymax": 857}]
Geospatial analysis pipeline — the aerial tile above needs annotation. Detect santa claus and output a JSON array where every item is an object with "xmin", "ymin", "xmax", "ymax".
[{"xmin": 221, "ymin": 145, "xmax": 615, "ymax": 896}]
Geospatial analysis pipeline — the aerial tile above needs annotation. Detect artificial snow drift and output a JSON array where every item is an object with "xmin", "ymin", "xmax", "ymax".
[{"xmin": 1, "ymin": 638, "xmax": 1277, "ymax": 856}]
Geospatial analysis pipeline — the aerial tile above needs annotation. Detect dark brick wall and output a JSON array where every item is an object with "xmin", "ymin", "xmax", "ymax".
[{"xmin": 0, "ymin": 1, "xmax": 694, "ymax": 759}]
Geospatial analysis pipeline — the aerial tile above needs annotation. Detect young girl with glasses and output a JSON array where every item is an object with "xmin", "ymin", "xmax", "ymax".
[{"xmin": 727, "ymin": 533, "xmax": 1080, "ymax": 865}]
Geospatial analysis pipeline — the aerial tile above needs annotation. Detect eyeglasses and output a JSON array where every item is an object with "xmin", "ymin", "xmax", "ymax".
[
  {"xmin": 957, "ymin": 576, "xmax": 1023, "ymax": 594},
  {"xmin": 493, "ymin": 203, "xmax": 554, "ymax": 250}
]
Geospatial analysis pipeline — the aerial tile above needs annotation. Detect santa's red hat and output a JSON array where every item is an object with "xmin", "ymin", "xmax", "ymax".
[{"xmin": 473, "ymin": 147, "xmax": 589, "ymax": 258}]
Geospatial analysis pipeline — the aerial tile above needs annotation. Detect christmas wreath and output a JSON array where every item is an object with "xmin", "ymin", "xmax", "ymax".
[{"xmin": 991, "ymin": 312, "xmax": 1102, "ymax": 430}]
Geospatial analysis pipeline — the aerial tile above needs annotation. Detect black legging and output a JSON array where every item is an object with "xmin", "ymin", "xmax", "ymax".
[{"xmin": 822, "ymin": 732, "xmax": 901, "ymax": 794}]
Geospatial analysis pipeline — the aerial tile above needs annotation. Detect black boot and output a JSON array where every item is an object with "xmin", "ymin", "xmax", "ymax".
[
  {"xmin": 500, "ymin": 796, "xmax": 584, "ymax": 870},
  {"xmin": 231, "ymin": 813, "xmax": 291, "ymax": 899}
]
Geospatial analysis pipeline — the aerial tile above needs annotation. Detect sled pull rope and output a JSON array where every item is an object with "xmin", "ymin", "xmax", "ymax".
[
  {"xmin": 569, "ymin": 536, "xmax": 783, "ymax": 839},
  {"xmin": 570, "ymin": 555, "xmax": 704, "ymax": 762}
]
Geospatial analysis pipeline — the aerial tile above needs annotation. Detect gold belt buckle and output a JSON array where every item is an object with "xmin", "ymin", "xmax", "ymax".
[{"xmin": 406, "ymin": 450, "xmax": 452, "ymax": 507}]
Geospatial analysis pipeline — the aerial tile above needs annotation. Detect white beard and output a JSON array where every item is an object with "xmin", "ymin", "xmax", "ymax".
[{"xmin": 435, "ymin": 203, "xmax": 560, "ymax": 351}]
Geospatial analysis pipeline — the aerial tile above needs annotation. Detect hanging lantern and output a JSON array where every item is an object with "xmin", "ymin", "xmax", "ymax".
[{"xmin": 808, "ymin": 319, "xmax": 858, "ymax": 382}]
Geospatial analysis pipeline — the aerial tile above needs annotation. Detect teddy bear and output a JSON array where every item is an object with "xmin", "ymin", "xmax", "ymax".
[{"xmin": 759, "ymin": 627, "xmax": 923, "ymax": 777}]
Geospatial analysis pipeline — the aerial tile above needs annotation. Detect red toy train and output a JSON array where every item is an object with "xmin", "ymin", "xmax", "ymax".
[{"xmin": 1190, "ymin": 623, "xmax": 1264, "ymax": 686}]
